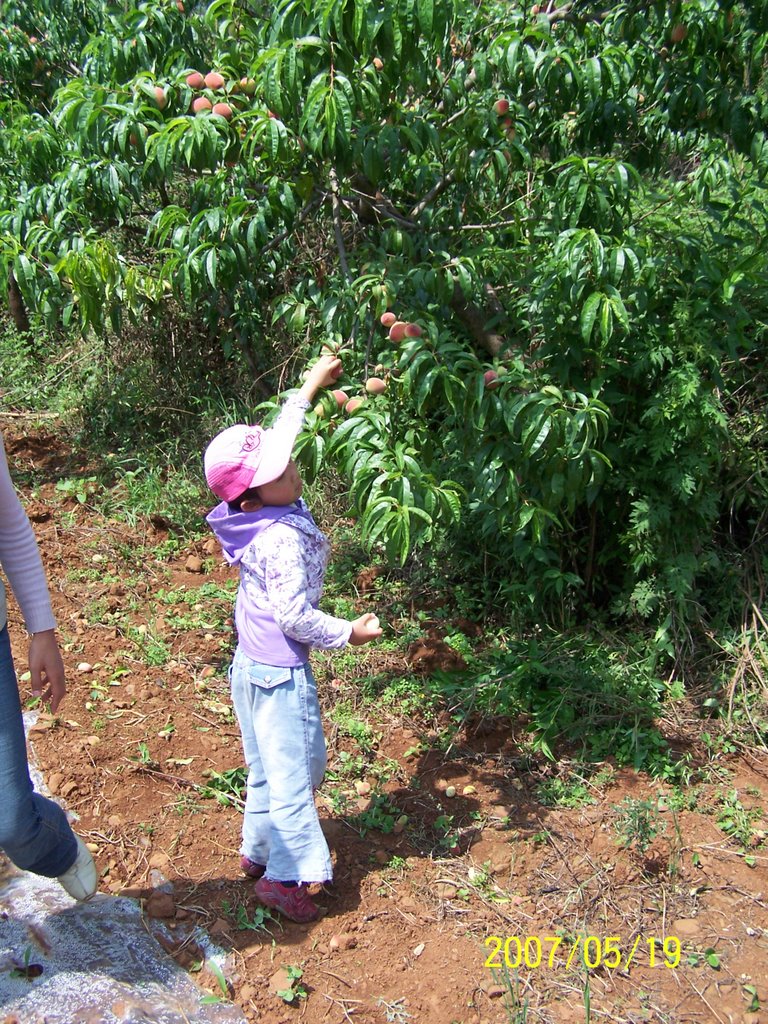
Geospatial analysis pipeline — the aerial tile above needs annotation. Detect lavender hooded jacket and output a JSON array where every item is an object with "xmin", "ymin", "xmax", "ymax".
[{"xmin": 207, "ymin": 494, "xmax": 353, "ymax": 668}]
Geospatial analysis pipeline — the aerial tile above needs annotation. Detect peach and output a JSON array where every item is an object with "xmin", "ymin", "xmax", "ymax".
[
  {"xmin": 204, "ymin": 71, "xmax": 225, "ymax": 90},
  {"xmin": 388, "ymin": 321, "xmax": 407, "ymax": 343},
  {"xmin": 372, "ymin": 57, "xmax": 384, "ymax": 70},
  {"xmin": 380, "ymin": 311, "xmax": 397, "ymax": 327},
  {"xmin": 484, "ymin": 369, "xmax": 500, "ymax": 390},
  {"xmin": 493, "ymin": 98, "xmax": 510, "ymax": 116},
  {"xmin": 212, "ymin": 102, "xmax": 233, "ymax": 120},
  {"xmin": 154, "ymin": 86, "xmax": 167, "ymax": 109},
  {"xmin": 332, "ymin": 389, "xmax": 348, "ymax": 407},
  {"xmin": 365, "ymin": 377, "xmax": 387, "ymax": 395},
  {"xmin": 345, "ymin": 397, "xmax": 364, "ymax": 414},
  {"xmin": 186, "ymin": 71, "xmax": 205, "ymax": 89},
  {"xmin": 239, "ymin": 77, "xmax": 256, "ymax": 95},
  {"xmin": 313, "ymin": 403, "xmax": 325, "ymax": 418},
  {"xmin": 404, "ymin": 323, "xmax": 422, "ymax": 338},
  {"xmin": 192, "ymin": 96, "xmax": 212, "ymax": 113},
  {"xmin": 670, "ymin": 23, "xmax": 687, "ymax": 43}
]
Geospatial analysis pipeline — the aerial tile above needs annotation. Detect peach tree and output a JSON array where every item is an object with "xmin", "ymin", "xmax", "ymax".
[{"xmin": 1, "ymin": 0, "xmax": 767, "ymax": 636}]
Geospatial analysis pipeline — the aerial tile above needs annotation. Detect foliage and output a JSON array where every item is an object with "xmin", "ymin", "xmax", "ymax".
[
  {"xmin": 426, "ymin": 629, "xmax": 687, "ymax": 776},
  {"xmin": 1, "ymin": 0, "xmax": 767, "ymax": 643}
]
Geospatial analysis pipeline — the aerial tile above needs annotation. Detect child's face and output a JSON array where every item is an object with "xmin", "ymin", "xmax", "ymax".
[{"xmin": 257, "ymin": 459, "xmax": 302, "ymax": 506}]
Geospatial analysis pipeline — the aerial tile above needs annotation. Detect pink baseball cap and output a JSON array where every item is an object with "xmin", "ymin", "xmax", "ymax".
[{"xmin": 204, "ymin": 418, "xmax": 300, "ymax": 502}]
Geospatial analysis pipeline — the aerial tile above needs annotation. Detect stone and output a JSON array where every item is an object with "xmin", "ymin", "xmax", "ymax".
[
  {"xmin": 47, "ymin": 772, "xmax": 64, "ymax": 795},
  {"xmin": 672, "ymin": 918, "xmax": 703, "ymax": 938},
  {"xmin": 145, "ymin": 891, "xmax": 176, "ymax": 918}
]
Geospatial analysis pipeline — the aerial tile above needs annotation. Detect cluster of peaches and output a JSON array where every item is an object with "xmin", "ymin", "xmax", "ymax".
[
  {"xmin": 313, "ymin": 310, "xmax": 424, "ymax": 417},
  {"xmin": 147, "ymin": 70, "xmax": 260, "ymax": 121}
]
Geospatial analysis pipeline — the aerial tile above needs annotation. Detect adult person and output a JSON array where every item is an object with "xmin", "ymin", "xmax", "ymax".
[{"xmin": 0, "ymin": 430, "xmax": 97, "ymax": 900}]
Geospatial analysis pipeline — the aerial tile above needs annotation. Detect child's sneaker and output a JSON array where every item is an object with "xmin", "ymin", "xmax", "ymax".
[
  {"xmin": 57, "ymin": 835, "xmax": 98, "ymax": 901},
  {"xmin": 254, "ymin": 877, "xmax": 319, "ymax": 922},
  {"xmin": 240, "ymin": 856, "xmax": 266, "ymax": 879}
]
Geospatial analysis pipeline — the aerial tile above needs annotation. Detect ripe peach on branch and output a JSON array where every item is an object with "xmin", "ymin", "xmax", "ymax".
[
  {"xmin": 204, "ymin": 71, "xmax": 226, "ymax": 90},
  {"xmin": 493, "ymin": 98, "xmax": 510, "ymax": 116},
  {"xmin": 186, "ymin": 71, "xmax": 205, "ymax": 89},
  {"xmin": 365, "ymin": 377, "xmax": 387, "ymax": 395},
  {"xmin": 388, "ymin": 321, "xmax": 408, "ymax": 343},
  {"xmin": 192, "ymin": 96, "xmax": 212, "ymax": 113},
  {"xmin": 212, "ymin": 102, "xmax": 233, "ymax": 120},
  {"xmin": 345, "ymin": 397, "xmax": 364, "ymax": 414},
  {"xmin": 380, "ymin": 311, "xmax": 397, "ymax": 328}
]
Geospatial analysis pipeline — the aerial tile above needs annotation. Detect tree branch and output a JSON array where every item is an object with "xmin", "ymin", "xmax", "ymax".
[
  {"xmin": 409, "ymin": 169, "xmax": 458, "ymax": 220},
  {"xmin": 329, "ymin": 167, "xmax": 351, "ymax": 282}
]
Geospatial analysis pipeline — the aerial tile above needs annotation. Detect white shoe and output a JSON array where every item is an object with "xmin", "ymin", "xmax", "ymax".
[{"xmin": 57, "ymin": 835, "xmax": 97, "ymax": 901}]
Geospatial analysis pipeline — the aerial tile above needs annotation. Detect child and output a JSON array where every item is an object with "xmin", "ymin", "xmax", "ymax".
[
  {"xmin": 203, "ymin": 355, "xmax": 381, "ymax": 922},
  {"xmin": 0, "ymin": 431, "xmax": 97, "ymax": 901}
]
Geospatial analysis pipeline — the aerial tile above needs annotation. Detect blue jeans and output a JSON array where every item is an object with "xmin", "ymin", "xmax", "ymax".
[
  {"xmin": 0, "ymin": 626, "xmax": 77, "ymax": 876},
  {"xmin": 230, "ymin": 647, "xmax": 332, "ymax": 884}
]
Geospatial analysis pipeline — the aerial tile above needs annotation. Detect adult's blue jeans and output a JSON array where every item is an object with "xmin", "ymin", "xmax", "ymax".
[
  {"xmin": 230, "ymin": 647, "xmax": 332, "ymax": 884},
  {"xmin": 0, "ymin": 625, "xmax": 77, "ymax": 876}
]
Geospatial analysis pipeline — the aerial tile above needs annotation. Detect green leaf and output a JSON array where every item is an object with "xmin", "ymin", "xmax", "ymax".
[
  {"xmin": 205, "ymin": 248, "xmax": 217, "ymax": 289},
  {"xmin": 580, "ymin": 292, "xmax": 603, "ymax": 343}
]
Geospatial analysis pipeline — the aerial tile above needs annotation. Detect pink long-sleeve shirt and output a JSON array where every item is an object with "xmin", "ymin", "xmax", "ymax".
[{"xmin": 0, "ymin": 431, "xmax": 56, "ymax": 633}]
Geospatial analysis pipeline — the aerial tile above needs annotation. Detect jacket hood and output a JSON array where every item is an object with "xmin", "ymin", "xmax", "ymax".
[{"xmin": 205, "ymin": 499, "xmax": 313, "ymax": 566}]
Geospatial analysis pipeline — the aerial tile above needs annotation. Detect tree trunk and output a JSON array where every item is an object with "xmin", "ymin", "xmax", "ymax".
[{"xmin": 7, "ymin": 268, "xmax": 31, "ymax": 335}]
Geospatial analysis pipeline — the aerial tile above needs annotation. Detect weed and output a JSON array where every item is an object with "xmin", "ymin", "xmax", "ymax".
[
  {"xmin": 385, "ymin": 855, "xmax": 408, "ymax": 873},
  {"xmin": 489, "ymin": 962, "xmax": 528, "ymax": 1023},
  {"xmin": 9, "ymin": 946, "xmax": 43, "ymax": 981},
  {"xmin": 326, "ymin": 751, "xmax": 368, "ymax": 782},
  {"xmin": 198, "ymin": 768, "xmax": 246, "ymax": 809},
  {"xmin": 199, "ymin": 959, "xmax": 231, "ymax": 1005},
  {"xmin": 172, "ymin": 793, "xmax": 202, "ymax": 816},
  {"xmin": 127, "ymin": 626, "xmax": 170, "ymax": 667},
  {"xmin": 433, "ymin": 813, "xmax": 460, "ymax": 852},
  {"xmin": 686, "ymin": 947, "xmax": 721, "ymax": 970},
  {"xmin": 276, "ymin": 965, "xmax": 307, "ymax": 1003},
  {"xmin": 376, "ymin": 997, "xmax": 413, "ymax": 1023},
  {"xmin": 716, "ymin": 788, "xmax": 763, "ymax": 853},
  {"xmin": 157, "ymin": 718, "xmax": 175, "ymax": 741},
  {"xmin": 221, "ymin": 899, "xmax": 273, "ymax": 933},
  {"xmin": 348, "ymin": 793, "xmax": 400, "ymax": 836},
  {"xmin": 614, "ymin": 797, "xmax": 665, "ymax": 857},
  {"xmin": 467, "ymin": 864, "xmax": 509, "ymax": 903},
  {"xmin": 55, "ymin": 476, "xmax": 98, "ymax": 505},
  {"xmin": 134, "ymin": 741, "xmax": 157, "ymax": 769},
  {"xmin": 329, "ymin": 701, "xmax": 378, "ymax": 751}
]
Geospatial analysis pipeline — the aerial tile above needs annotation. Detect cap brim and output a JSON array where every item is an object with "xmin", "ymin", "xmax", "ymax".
[{"xmin": 247, "ymin": 420, "xmax": 301, "ymax": 489}]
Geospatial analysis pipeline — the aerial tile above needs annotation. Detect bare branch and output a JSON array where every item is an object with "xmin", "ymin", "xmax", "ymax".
[
  {"xmin": 329, "ymin": 167, "xmax": 351, "ymax": 282},
  {"xmin": 409, "ymin": 168, "xmax": 458, "ymax": 220}
]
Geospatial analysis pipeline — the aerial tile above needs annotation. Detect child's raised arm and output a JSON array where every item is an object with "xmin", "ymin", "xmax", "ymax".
[{"xmin": 297, "ymin": 354, "xmax": 343, "ymax": 404}]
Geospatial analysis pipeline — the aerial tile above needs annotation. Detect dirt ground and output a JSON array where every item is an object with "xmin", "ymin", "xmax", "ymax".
[{"xmin": 4, "ymin": 421, "xmax": 768, "ymax": 1024}]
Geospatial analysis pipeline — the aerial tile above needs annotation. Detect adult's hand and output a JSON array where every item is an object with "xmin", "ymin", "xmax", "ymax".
[{"xmin": 28, "ymin": 629, "xmax": 67, "ymax": 713}]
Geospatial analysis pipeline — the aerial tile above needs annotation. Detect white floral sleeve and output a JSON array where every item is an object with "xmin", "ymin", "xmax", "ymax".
[{"xmin": 262, "ymin": 522, "xmax": 352, "ymax": 649}]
